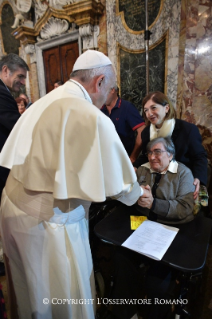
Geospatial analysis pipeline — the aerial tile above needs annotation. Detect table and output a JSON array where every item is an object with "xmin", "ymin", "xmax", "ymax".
[
  {"xmin": 94, "ymin": 203, "xmax": 212, "ymax": 318},
  {"xmin": 94, "ymin": 203, "xmax": 212, "ymax": 272}
]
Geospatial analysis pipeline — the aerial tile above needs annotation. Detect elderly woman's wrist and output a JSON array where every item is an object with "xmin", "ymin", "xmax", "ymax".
[{"xmin": 150, "ymin": 198, "xmax": 156, "ymax": 210}]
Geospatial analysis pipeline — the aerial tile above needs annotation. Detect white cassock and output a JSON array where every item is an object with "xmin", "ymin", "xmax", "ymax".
[{"xmin": 0, "ymin": 80, "xmax": 142, "ymax": 319}]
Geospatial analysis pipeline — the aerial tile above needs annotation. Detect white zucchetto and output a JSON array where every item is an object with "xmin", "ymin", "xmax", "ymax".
[{"xmin": 73, "ymin": 50, "xmax": 112, "ymax": 71}]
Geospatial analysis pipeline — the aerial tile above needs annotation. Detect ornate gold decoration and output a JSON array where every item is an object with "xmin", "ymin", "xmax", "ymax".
[
  {"xmin": 11, "ymin": 0, "xmax": 105, "ymax": 45},
  {"xmin": 12, "ymin": 26, "xmax": 36, "ymax": 45},
  {"xmin": 11, "ymin": 6, "xmax": 74, "ymax": 45},
  {"xmin": 116, "ymin": 31, "xmax": 169, "ymax": 95},
  {"xmin": 116, "ymin": 0, "xmax": 164, "ymax": 35},
  {"xmin": 64, "ymin": 0, "xmax": 104, "ymax": 26}
]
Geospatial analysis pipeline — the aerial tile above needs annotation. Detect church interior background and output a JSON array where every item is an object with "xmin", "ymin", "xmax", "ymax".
[{"xmin": 0, "ymin": 0, "xmax": 212, "ymax": 318}]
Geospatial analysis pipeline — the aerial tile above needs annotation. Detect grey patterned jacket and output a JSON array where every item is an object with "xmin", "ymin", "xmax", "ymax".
[{"xmin": 136, "ymin": 161, "xmax": 195, "ymax": 224}]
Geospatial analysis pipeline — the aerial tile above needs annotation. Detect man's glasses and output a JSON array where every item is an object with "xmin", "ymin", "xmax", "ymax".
[{"xmin": 146, "ymin": 149, "xmax": 167, "ymax": 157}]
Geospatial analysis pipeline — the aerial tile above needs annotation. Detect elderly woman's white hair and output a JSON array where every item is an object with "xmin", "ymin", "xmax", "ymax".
[{"xmin": 146, "ymin": 137, "xmax": 176, "ymax": 160}]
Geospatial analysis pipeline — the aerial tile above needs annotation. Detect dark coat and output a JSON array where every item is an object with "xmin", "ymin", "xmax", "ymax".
[
  {"xmin": 133, "ymin": 119, "xmax": 208, "ymax": 185},
  {"xmin": 0, "ymin": 79, "xmax": 20, "ymax": 192}
]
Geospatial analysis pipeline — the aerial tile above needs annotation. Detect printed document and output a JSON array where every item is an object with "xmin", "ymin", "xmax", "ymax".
[{"xmin": 122, "ymin": 220, "xmax": 179, "ymax": 260}]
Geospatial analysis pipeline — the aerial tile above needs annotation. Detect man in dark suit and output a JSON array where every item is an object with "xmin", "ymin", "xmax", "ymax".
[
  {"xmin": 0, "ymin": 53, "xmax": 29, "ymax": 275},
  {"xmin": 0, "ymin": 53, "xmax": 29, "ymax": 195}
]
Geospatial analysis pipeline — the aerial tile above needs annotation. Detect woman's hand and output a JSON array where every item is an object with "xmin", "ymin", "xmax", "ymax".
[
  {"xmin": 138, "ymin": 185, "xmax": 154, "ymax": 209},
  {"xmin": 193, "ymin": 178, "xmax": 200, "ymax": 200}
]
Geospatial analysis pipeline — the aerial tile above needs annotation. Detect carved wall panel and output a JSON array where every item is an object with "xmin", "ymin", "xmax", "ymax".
[
  {"xmin": 106, "ymin": 0, "xmax": 181, "ymax": 109},
  {"xmin": 0, "ymin": 3, "xmax": 20, "ymax": 55},
  {"xmin": 118, "ymin": 33, "xmax": 167, "ymax": 110},
  {"xmin": 39, "ymin": 17, "xmax": 69, "ymax": 40},
  {"xmin": 117, "ymin": 0, "xmax": 162, "ymax": 33}
]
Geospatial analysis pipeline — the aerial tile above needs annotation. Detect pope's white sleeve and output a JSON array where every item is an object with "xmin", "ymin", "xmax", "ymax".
[{"xmin": 111, "ymin": 182, "xmax": 143, "ymax": 206}]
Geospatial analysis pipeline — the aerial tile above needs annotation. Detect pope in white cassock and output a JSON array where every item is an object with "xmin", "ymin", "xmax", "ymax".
[{"xmin": 0, "ymin": 50, "xmax": 148, "ymax": 319}]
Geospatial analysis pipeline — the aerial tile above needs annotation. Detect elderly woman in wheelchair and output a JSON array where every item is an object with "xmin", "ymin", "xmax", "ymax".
[
  {"xmin": 109, "ymin": 137, "xmax": 200, "ymax": 319},
  {"xmin": 136, "ymin": 136, "xmax": 195, "ymax": 224}
]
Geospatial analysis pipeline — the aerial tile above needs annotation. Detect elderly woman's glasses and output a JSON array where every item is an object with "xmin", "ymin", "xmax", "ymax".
[{"xmin": 146, "ymin": 149, "xmax": 167, "ymax": 157}]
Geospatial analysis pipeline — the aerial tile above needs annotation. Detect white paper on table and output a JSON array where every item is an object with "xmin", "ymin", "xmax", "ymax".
[{"xmin": 122, "ymin": 220, "xmax": 179, "ymax": 260}]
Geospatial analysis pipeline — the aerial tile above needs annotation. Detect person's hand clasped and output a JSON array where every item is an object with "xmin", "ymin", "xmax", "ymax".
[
  {"xmin": 193, "ymin": 178, "xmax": 200, "ymax": 200},
  {"xmin": 130, "ymin": 156, "xmax": 137, "ymax": 164},
  {"xmin": 138, "ymin": 185, "xmax": 154, "ymax": 209}
]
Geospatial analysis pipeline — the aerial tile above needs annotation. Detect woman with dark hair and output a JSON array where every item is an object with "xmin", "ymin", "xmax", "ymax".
[
  {"xmin": 134, "ymin": 91, "xmax": 207, "ymax": 199},
  {"xmin": 15, "ymin": 97, "xmax": 27, "ymax": 115},
  {"xmin": 54, "ymin": 80, "xmax": 63, "ymax": 89}
]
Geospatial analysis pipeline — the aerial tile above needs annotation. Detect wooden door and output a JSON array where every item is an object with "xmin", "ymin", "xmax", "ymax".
[
  {"xmin": 43, "ymin": 41, "xmax": 79, "ymax": 93},
  {"xmin": 60, "ymin": 41, "xmax": 79, "ymax": 83}
]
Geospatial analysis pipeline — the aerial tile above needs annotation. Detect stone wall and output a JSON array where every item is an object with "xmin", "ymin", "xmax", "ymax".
[{"xmin": 177, "ymin": 0, "xmax": 212, "ymax": 165}]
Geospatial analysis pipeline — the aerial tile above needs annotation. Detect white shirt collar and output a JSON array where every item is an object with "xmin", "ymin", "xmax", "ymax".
[
  {"xmin": 69, "ymin": 79, "xmax": 92, "ymax": 104},
  {"xmin": 141, "ymin": 160, "xmax": 178, "ymax": 174}
]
